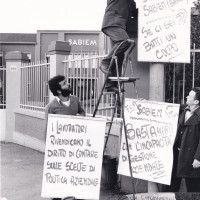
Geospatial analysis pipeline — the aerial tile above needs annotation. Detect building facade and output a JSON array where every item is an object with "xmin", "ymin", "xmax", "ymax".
[
  {"xmin": 0, "ymin": 29, "xmax": 150, "ymax": 101},
  {"xmin": 0, "ymin": 30, "xmax": 105, "ymax": 65}
]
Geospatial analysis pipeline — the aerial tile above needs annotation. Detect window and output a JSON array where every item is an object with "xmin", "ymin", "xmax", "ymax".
[
  {"xmin": 24, "ymin": 52, "xmax": 31, "ymax": 63},
  {"xmin": 45, "ymin": 54, "xmax": 50, "ymax": 63}
]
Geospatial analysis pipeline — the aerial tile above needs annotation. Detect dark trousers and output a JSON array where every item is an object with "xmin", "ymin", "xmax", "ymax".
[
  {"xmin": 101, "ymin": 27, "xmax": 130, "ymax": 88},
  {"xmin": 185, "ymin": 177, "xmax": 200, "ymax": 192},
  {"xmin": 161, "ymin": 176, "xmax": 181, "ymax": 192}
]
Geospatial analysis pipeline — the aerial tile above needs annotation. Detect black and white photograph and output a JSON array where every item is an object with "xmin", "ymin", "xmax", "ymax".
[{"xmin": 1, "ymin": 0, "xmax": 200, "ymax": 200}]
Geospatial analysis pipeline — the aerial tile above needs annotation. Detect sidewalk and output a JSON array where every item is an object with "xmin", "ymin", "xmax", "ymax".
[
  {"xmin": 1, "ymin": 142, "xmax": 187, "ymax": 200},
  {"xmin": 0, "ymin": 142, "xmax": 122, "ymax": 200},
  {"xmin": 1, "ymin": 142, "xmax": 50, "ymax": 200}
]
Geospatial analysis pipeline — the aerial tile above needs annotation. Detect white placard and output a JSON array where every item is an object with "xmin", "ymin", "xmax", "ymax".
[
  {"xmin": 118, "ymin": 99, "xmax": 180, "ymax": 185},
  {"xmin": 138, "ymin": 0, "xmax": 191, "ymax": 63},
  {"xmin": 41, "ymin": 114, "xmax": 106, "ymax": 199},
  {"xmin": 125, "ymin": 193, "xmax": 176, "ymax": 200}
]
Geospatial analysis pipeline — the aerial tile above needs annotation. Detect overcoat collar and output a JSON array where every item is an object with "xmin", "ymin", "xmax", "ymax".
[{"xmin": 179, "ymin": 106, "xmax": 200, "ymax": 126}]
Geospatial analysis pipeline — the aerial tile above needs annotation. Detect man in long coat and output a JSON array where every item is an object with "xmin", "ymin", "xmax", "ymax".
[
  {"xmin": 163, "ymin": 87, "xmax": 200, "ymax": 192},
  {"xmin": 99, "ymin": 0, "xmax": 138, "ymax": 92}
]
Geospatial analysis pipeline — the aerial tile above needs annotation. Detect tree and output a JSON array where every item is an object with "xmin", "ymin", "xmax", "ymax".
[
  {"xmin": 191, "ymin": 0, "xmax": 200, "ymax": 48},
  {"xmin": 191, "ymin": 0, "xmax": 200, "ymax": 91}
]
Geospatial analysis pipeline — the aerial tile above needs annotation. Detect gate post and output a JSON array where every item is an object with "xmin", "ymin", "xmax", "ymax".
[
  {"xmin": 5, "ymin": 51, "xmax": 29, "ymax": 142},
  {"xmin": 149, "ymin": 63, "xmax": 165, "ymax": 101},
  {"xmin": 48, "ymin": 41, "xmax": 71, "ymax": 102},
  {"xmin": 0, "ymin": 67, "xmax": 6, "ymax": 141},
  {"xmin": 148, "ymin": 62, "xmax": 165, "ymax": 192},
  {"xmin": 0, "ymin": 107, "xmax": 6, "ymax": 141}
]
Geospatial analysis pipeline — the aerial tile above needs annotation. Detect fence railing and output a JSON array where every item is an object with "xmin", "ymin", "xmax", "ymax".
[
  {"xmin": 19, "ymin": 54, "xmax": 117, "ymax": 118},
  {"xmin": 0, "ymin": 66, "xmax": 6, "ymax": 109},
  {"xmin": 20, "ymin": 61, "xmax": 50, "ymax": 111},
  {"xmin": 165, "ymin": 48, "xmax": 200, "ymax": 104},
  {"xmin": 63, "ymin": 54, "xmax": 117, "ymax": 117}
]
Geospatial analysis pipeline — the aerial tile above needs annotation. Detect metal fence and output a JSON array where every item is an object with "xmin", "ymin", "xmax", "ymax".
[
  {"xmin": 19, "ymin": 47, "xmax": 200, "ymax": 115},
  {"xmin": 63, "ymin": 53, "xmax": 117, "ymax": 117},
  {"xmin": 0, "ymin": 66, "xmax": 6, "ymax": 109},
  {"xmin": 19, "ymin": 53, "xmax": 117, "ymax": 118},
  {"xmin": 165, "ymin": 48, "xmax": 200, "ymax": 104},
  {"xmin": 20, "ymin": 61, "xmax": 50, "ymax": 111}
]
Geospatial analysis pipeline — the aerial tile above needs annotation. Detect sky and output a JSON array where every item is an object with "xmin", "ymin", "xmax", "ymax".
[
  {"xmin": 1, "ymin": 0, "xmax": 197, "ymax": 33},
  {"xmin": 0, "ymin": 0, "xmax": 107, "ymax": 33}
]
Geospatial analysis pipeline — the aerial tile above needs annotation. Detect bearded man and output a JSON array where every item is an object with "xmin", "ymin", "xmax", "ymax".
[{"xmin": 44, "ymin": 75, "xmax": 85, "ymax": 140}]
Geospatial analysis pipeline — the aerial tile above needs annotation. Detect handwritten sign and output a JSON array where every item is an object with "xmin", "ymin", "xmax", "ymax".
[
  {"xmin": 41, "ymin": 114, "xmax": 106, "ymax": 199},
  {"xmin": 118, "ymin": 99, "xmax": 180, "ymax": 185},
  {"xmin": 124, "ymin": 193, "xmax": 176, "ymax": 200},
  {"xmin": 137, "ymin": 0, "xmax": 192, "ymax": 63}
]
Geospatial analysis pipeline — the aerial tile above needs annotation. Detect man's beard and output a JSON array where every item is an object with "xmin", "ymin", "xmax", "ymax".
[{"xmin": 61, "ymin": 88, "xmax": 72, "ymax": 97}]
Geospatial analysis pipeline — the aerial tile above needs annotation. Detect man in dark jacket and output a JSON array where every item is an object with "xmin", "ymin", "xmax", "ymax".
[
  {"xmin": 99, "ymin": 0, "xmax": 138, "ymax": 92},
  {"xmin": 163, "ymin": 87, "xmax": 200, "ymax": 192}
]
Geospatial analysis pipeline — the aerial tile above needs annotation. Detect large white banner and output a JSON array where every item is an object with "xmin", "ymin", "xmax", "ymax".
[
  {"xmin": 118, "ymin": 99, "xmax": 180, "ymax": 185},
  {"xmin": 137, "ymin": 0, "xmax": 192, "ymax": 63},
  {"xmin": 41, "ymin": 114, "xmax": 106, "ymax": 199}
]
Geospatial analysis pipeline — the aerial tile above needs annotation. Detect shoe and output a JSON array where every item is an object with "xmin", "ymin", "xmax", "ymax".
[
  {"xmin": 104, "ymin": 86, "xmax": 125, "ymax": 93},
  {"xmin": 99, "ymin": 63, "xmax": 109, "ymax": 74},
  {"xmin": 104, "ymin": 86, "xmax": 119, "ymax": 93}
]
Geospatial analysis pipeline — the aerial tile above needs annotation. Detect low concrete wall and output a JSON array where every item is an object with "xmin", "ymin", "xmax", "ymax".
[
  {"xmin": 14, "ymin": 108, "xmax": 46, "ymax": 152},
  {"xmin": 14, "ymin": 109, "xmax": 123, "ymax": 155}
]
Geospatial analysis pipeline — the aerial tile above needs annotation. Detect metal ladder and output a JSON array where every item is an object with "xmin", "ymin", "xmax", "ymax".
[{"xmin": 93, "ymin": 39, "xmax": 140, "ymax": 199}]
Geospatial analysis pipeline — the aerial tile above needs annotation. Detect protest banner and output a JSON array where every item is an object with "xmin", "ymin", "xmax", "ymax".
[
  {"xmin": 137, "ymin": 0, "xmax": 192, "ymax": 63},
  {"xmin": 41, "ymin": 114, "xmax": 106, "ymax": 199},
  {"xmin": 118, "ymin": 99, "xmax": 180, "ymax": 185}
]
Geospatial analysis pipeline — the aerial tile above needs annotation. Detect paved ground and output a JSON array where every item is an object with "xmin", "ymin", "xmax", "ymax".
[
  {"xmin": 1, "ymin": 142, "xmax": 187, "ymax": 200},
  {"xmin": 1, "ymin": 142, "xmax": 124, "ymax": 200},
  {"xmin": 1, "ymin": 142, "xmax": 50, "ymax": 200}
]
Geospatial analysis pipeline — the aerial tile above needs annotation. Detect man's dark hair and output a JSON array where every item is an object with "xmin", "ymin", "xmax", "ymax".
[
  {"xmin": 192, "ymin": 87, "xmax": 200, "ymax": 105},
  {"xmin": 48, "ymin": 75, "xmax": 65, "ymax": 96}
]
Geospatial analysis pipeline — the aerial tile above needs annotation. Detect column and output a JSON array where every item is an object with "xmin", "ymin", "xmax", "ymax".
[
  {"xmin": 48, "ymin": 40, "xmax": 71, "ymax": 101},
  {"xmin": 5, "ymin": 51, "xmax": 29, "ymax": 142},
  {"xmin": 148, "ymin": 62, "xmax": 165, "ymax": 192},
  {"xmin": 149, "ymin": 63, "xmax": 165, "ymax": 101}
]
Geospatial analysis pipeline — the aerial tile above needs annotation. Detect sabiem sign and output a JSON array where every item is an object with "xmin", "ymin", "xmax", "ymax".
[
  {"xmin": 68, "ymin": 39, "xmax": 97, "ymax": 46},
  {"xmin": 65, "ymin": 34, "xmax": 99, "ymax": 52}
]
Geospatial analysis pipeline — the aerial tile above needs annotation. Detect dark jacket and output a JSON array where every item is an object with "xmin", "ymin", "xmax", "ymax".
[
  {"xmin": 174, "ymin": 106, "xmax": 200, "ymax": 177},
  {"xmin": 101, "ymin": 0, "xmax": 138, "ymax": 31}
]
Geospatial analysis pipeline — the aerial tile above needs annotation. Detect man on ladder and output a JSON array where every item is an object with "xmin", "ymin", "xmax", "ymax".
[
  {"xmin": 93, "ymin": 2, "xmax": 139, "ymax": 199},
  {"xmin": 99, "ymin": 0, "xmax": 138, "ymax": 92},
  {"xmin": 98, "ymin": 0, "xmax": 161, "ymax": 195}
]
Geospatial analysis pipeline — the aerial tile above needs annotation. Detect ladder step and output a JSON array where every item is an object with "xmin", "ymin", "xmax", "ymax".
[
  {"xmin": 108, "ymin": 77, "xmax": 139, "ymax": 82},
  {"xmin": 103, "ymin": 91, "xmax": 117, "ymax": 95},
  {"xmin": 97, "ymin": 106, "xmax": 115, "ymax": 111}
]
